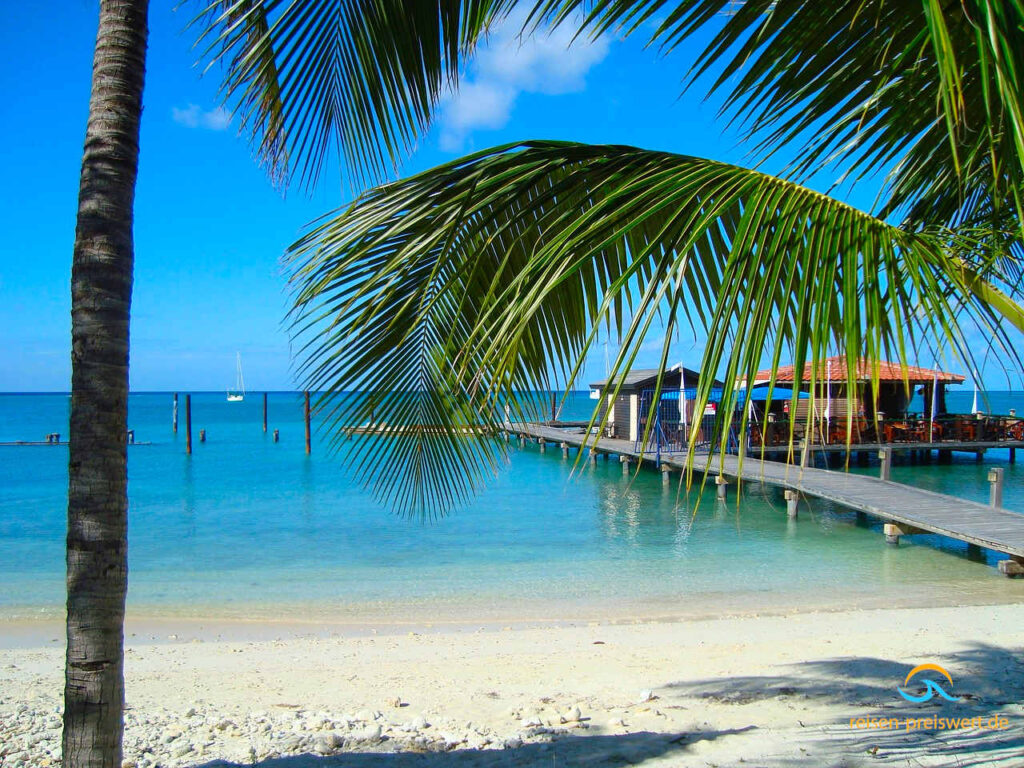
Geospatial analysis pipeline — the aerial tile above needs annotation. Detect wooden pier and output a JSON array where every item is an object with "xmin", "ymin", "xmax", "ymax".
[{"xmin": 508, "ymin": 422, "xmax": 1024, "ymax": 576}]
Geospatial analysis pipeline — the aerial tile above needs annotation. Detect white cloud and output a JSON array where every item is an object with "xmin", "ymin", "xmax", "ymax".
[
  {"xmin": 172, "ymin": 104, "xmax": 231, "ymax": 131},
  {"xmin": 439, "ymin": 15, "xmax": 611, "ymax": 150}
]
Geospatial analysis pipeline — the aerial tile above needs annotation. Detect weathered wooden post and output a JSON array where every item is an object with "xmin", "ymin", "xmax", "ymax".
[
  {"xmin": 172, "ymin": 392, "xmax": 178, "ymax": 433},
  {"xmin": 560, "ymin": 442, "xmax": 569, "ymax": 458},
  {"xmin": 997, "ymin": 556, "xmax": 1024, "ymax": 577},
  {"xmin": 715, "ymin": 475, "xmax": 728, "ymax": 500},
  {"xmin": 199, "ymin": 429, "xmax": 206, "ymax": 443},
  {"xmin": 185, "ymin": 394, "xmax": 192, "ymax": 455},
  {"xmin": 878, "ymin": 447, "xmax": 892, "ymax": 481},
  {"xmin": 989, "ymin": 467, "xmax": 1004, "ymax": 508},
  {"xmin": 273, "ymin": 428, "xmax": 280, "ymax": 443},
  {"xmin": 661, "ymin": 464, "xmax": 671, "ymax": 486},
  {"xmin": 304, "ymin": 390, "xmax": 312, "ymax": 455},
  {"xmin": 785, "ymin": 489, "xmax": 799, "ymax": 518},
  {"xmin": 589, "ymin": 450, "xmax": 598, "ymax": 465},
  {"xmin": 884, "ymin": 522, "xmax": 901, "ymax": 546},
  {"xmin": 620, "ymin": 455, "xmax": 632, "ymax": 475},
  {"xmin": 262, "ymin": 392, "xmax": 268, "ymax": 433},
  {"xmin": 519, "ymin": 434, "xmax": 526, "ymax": 448},
  {"xmin": 538, "ymin": 437, "xmax": 546, "ymax": 453}
]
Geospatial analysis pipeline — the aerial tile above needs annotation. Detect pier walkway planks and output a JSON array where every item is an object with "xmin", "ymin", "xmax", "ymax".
[{"xmin": 509, "ymin": 423, "xmax": 1024, "ymax": 563}]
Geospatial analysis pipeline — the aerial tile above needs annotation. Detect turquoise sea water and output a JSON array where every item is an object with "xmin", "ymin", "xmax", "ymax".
[{"xmin": 2, "ymin": 391, "xmax": 1023, "ymax": 622}]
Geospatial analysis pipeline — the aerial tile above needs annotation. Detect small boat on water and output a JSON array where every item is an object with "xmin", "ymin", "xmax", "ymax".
[{"xmin": 227, "ymin": 352, "xmax": 245, "ymax": 402}]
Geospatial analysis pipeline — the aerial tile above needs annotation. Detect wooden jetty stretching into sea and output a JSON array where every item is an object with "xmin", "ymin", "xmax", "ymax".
[{"xmin": 506, "ymin": 422, "xmax": 1024, "ymax": 578}]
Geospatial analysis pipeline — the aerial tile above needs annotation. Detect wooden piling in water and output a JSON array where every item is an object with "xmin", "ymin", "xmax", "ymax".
[
  {"xmin": 878, "ymin": 448, "xmax": 892, "ymax": 481},
  {"xmin": 185, "ymin": 394, "xmax": 192, "ymax": 455},
  {"xmin": 172, "ymin": 392, "xmax": 178, "ymax": 433},
  {"xmin": 273, "ymin": 429, "xmax": 280, "ymax": 443},
  {"xmin": 785, "ymin": 489, "xmax": 799, "ymax": 518},
  {"xmin": 304, "ymin": 391, "xmax": 311, "ymax": 455},
  {"xmin": 989, "ymin": 467, "xmax": 1004, "ymax": 508},
  {"xmin": 263, "ymin": 392, "xmax": 268, "ymax": 432},
  {"xmin": 997, "ymin": 556, "xmax": 1024, "ymax": 577}
]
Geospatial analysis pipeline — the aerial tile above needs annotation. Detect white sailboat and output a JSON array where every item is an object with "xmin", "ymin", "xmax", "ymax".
[{"xmin": 227, "ymin": 352, "xmax": 245, "ymax": 402}]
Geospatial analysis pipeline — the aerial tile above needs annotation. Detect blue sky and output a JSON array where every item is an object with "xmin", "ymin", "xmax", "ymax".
[{"xmin": 0, "ymin": 3, "xmax": 1017, "ymax": 392}]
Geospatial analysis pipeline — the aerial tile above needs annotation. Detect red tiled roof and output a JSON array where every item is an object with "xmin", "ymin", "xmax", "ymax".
[{"xmin": 752, "ymin": 355, "xmax": 965, "ymax": 385}]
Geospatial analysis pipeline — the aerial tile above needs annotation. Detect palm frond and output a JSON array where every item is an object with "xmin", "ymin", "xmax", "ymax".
[
  {"xmin": 288, "ymin": 141, "xmax": 1024, "ymax": 513},
  {"xmin": 538, "ymin": 1, "xmax": 1024, "ymax": 241},
  {"xmin": 191, "ymin": 0, "xmax": 517, "ymax": 188}
]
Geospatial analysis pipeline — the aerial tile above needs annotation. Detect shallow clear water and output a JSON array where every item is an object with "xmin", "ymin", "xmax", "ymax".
[{"xmin": 2, "ymin": 391, "xmax": 1022, "ymax": 621}]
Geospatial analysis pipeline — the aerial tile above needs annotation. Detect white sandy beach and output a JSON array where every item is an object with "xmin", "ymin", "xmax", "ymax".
[{"xmin": 3, "ymin": 602, "xmax": 1024, "ymax": 768}]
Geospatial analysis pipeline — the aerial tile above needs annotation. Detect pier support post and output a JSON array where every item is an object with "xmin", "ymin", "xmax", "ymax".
[
  {"xmin": 884, "ymin": 522, "xmax": 901, "ymax": 546},
  {"xmin": 784, "ymin": 490, "xmax": 799, "ymax": 519},
  {"xmin": 715, "ymin": 476, "xmax": 728, "ymax": 500},
  {"xmin": 989, "ymin": 467, "xmax": 1004, "ymax": 508},
  {"xmin": 273, "ymin": 429, "xmax": 280, "ymax": 443},
  {"xmin": 304, "ymin": 390, "xmax": 311, "ymax": 455},
  {"xmin": 878, "ymin": 448, "xmax": 892, "ymax": 481},
  {"xmin": 1011, "ymin": 448, "xmax": 1017, "ymax": 464},
  {"xmin": 620, "ymin": 456, "xmax": 632, "ymax": 476},
  {"xmin": 589, "ymin": 450, "xmax": 598, "ymax": 465},
  {"xmin": 185, "ymin": 394, "xmax": 192, "ymax": 455},
  {"xmin": 661, "ymin": 464, "xmax": 671, "ymax": 487},
  {"xmin": 172, "ymin": 392, "xmax": 178, "ymax": 433},
  {"xmin": 538, "ymin": 438, "xmax": 546, "ymax": 453},
  {"xmin": 561, "ymin": 442, "xmax": 569, "ymax": 458},
  {"xmin": 199, "ymin": 429, "xmax": 206, "ymax": 443},
  {"xmin": 884, "ymin": 522, "xmax": 924, "ymax": 547},
  {"xmin": 262, "ymin": 392, "xmax": 268, "ymax": 432},
  {"xmin": 519, "ymin": 434, "xmax": 526, "ymax": 448},
  {"xmin": 997, "ymin": 556, "xmax": 1024, "ymax": 577}
]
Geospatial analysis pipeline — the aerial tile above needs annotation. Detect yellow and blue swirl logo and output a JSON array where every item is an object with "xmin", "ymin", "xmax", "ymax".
[{"xmin": 898, "ymin": 664, "xmax": 960, "ymax": 703}]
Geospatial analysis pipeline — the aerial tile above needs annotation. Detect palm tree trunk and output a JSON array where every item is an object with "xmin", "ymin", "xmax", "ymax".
[{"xmin": 64, "ymin": 2, "xmax": 148, "ymax": 766}]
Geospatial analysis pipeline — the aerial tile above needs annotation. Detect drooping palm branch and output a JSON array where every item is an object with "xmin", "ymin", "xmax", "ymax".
[
  {"xmin": 193, "ymin": 0, "xmax": 518, "ymax": 187},
  {"xmin": 192, "ymin": 1, "xmax": 1024, "ymax": 515},
  {"xmin": 288, "ymin": 141, "xmax": 1024, "ymax": 515},
  {"xmin": 540, "ymin": 1, "xmax": 1024, "ymax": 241}
]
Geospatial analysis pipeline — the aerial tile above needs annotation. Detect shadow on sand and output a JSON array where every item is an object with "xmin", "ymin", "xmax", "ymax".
[
  {"xmin": 192, "ymin": 728, "xmax": 753, "ymax": 767},
  {"xmin": 189, "ymin": 644, "xmax": 1022, "ymax": 767},
  {"xmin": 662, "ymin": 642, "xmax": 1024, "ymax": 767}
]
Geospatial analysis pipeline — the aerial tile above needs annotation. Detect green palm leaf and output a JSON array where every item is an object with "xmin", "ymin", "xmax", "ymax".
[
  {"xmin": 541, "ymin": 1, "xmax": 1024, "ymax": 240},
  {"xmin": 192, "ymin": 0, "xmax": 518, "ymax": 187},
  {"xmin": 288, "ymin": 141, "xmax": 1024, "ymax": 514}
]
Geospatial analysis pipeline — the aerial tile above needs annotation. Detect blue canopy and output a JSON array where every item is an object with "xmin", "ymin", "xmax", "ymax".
[{"xmin": 736, "ymin": 386, "xmax": 808, "ymax": 403}]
